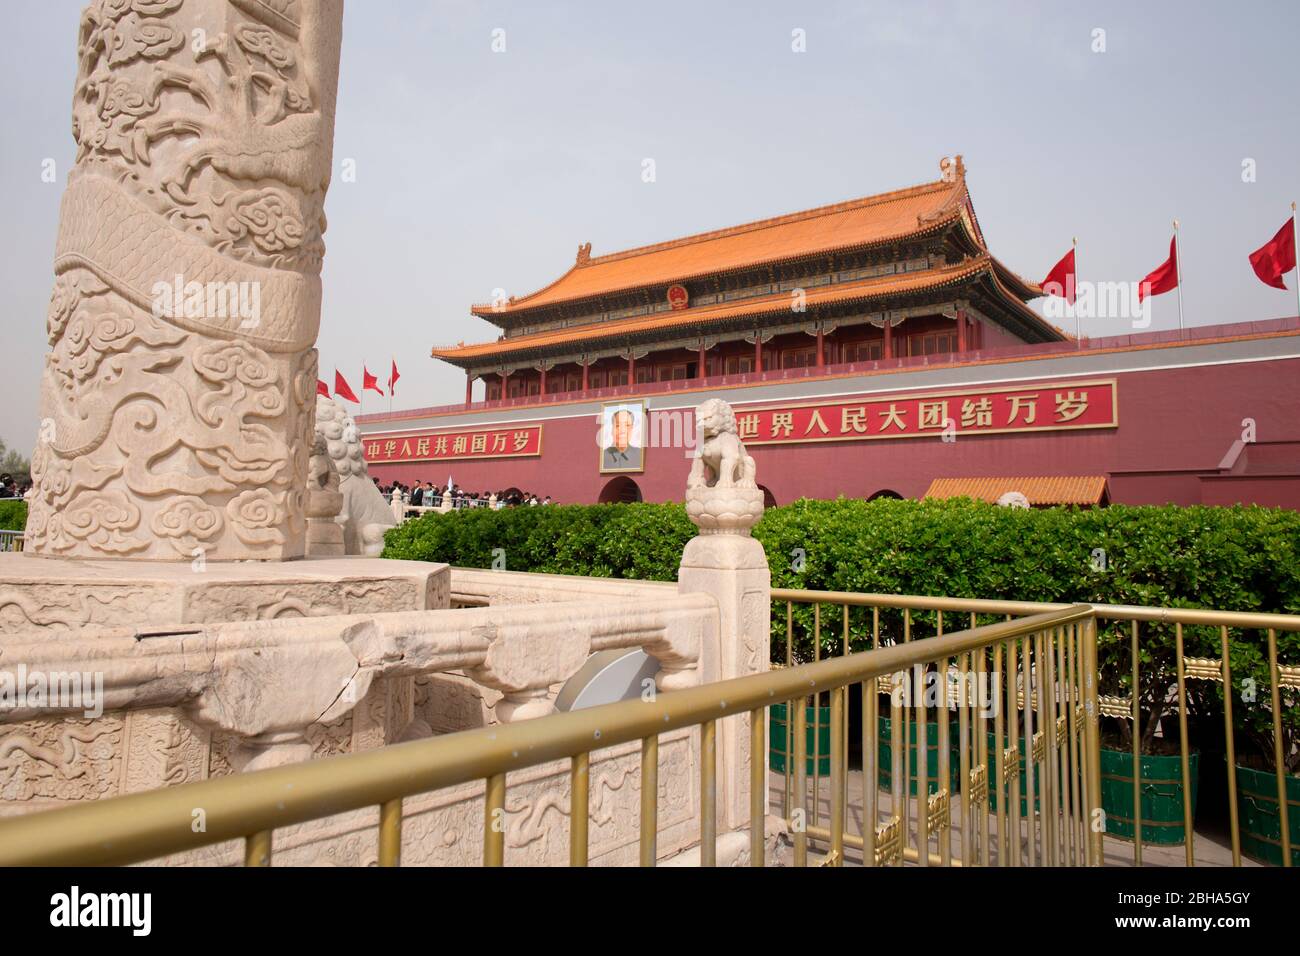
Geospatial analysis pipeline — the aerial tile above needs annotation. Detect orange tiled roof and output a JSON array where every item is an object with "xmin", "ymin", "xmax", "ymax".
[
  {"xmin": 924, "ymin": 476, "xmax": 1109, "ymax": 506},
  {"xmin": 435, "ymin": 256, "xmax": 1049, "ymax": 362},
  {"xmin": 472, "ymin": 172, "xmax": 977, "ymax": 317}
]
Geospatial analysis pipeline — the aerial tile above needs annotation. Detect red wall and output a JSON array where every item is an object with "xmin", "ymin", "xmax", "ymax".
[{"xmin": 371, "ymin": 358, "xmax": 1300, "ymax": 509}]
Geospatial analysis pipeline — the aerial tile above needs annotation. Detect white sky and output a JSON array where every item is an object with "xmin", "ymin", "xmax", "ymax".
[{"xmin": 2, "ymin": 0, "xmax": 1297, "ymax": 451}]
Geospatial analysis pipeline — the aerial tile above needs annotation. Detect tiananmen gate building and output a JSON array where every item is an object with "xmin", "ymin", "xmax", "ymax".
[{"xmin": 357, "ymin": 158, "xmax": 1300, "ymax": 510}]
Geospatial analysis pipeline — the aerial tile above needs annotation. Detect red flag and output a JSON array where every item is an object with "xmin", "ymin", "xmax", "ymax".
[
  {"xmin": 1040, "ymin": 247, "xmax": 1076, "ymax": 304},
  {"xmin": 363, "ymin": 365, "xmax": 384, "ymax": 396},
  {"xmin": 334, "ymin": 369, "xmax": 359, "ymax": 403},
  {"xmin": 388, "ymin": 359, "xmax": 400, "ymax": 394},
  {"xmin": 316, "ymin": 379, "xmax": 330, "ymax": 398},
  {"xmin": 1138, "ymin": 236, "xmax": 1179, "ymax": 302},
  {"xmin": 1248, "ymin": 217, "xmax": 1296, "ymax": 291}
]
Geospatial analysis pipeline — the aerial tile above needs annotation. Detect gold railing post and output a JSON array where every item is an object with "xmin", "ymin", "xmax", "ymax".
[
  {"xmin": 917, "ymin": 661, "xmax": 929, "ymax": 866},
  {"xmin": 1007, "ymin": 639, "xmax": 1021, "ymax": 866},
  {"xmin": 1022, "ymin": 634, "xmax": 1036, "ymax": 867},
  {"xmin": 1067, "ymin": 623, "xmax": 1084, "ymax": 864},
  {"xmin": 244, "ymin": 830, "xmax": 272, "ymax": 867},
  {"xmin": 1174, "ymin": 623, "xmax": 1195, "ymax": 866},
  {"xmin": 378, "ymin": 798, "xmax": 402, "ymax": 867},
  {"xmin": 938, "ymin": 653, "xmax": 952, "ymax": 867},
  {"xmin": 701, "ymin": 719, "xmax": 717, "ymax": 867},
  {"xmin": 1220, "ymin": 626, "xmax": 1241, "ymax": 866},
  {"xmin": 793, "ymin": 699, "xmax": 808, "ymax": 866},
  {"xmin": 1043, "ymin": 628, "xmax": 1062, "ymax": 867},
  {"xmin": 993, "ymin": 642, "xmax": 1006, "ymax": 865},
  {"xmin": 1131, "ymin": 621, "xmax": 1143, "ymax": 867},
  {"xmin": 1083, "ymin": 615, "xmax": 1104, "ymax": 866},
  {"xmin": 812, "ymin": 603, "xmax": 823, "ymax": 837},
  {"xmin": 902, "ymin": 608, "xmax": 913, "ymax": 850},
  {"xmin": 889, "ymin": 666, "xmax": 904, "ymax": 867},
  {"xmin": 751, "ymin": 706, "xmax": 765, "ymax": 866},
  {"xmin": 570, "ymin": 753, "xmax": 590, "ymax": 867},
  {"xmin": 784, "ymin": 601, "xmax": 794, "ymax": 819},
  {"xmin": 484, "ymin": 773, "xmax": 506, "ymax": 866},
  {"xmin": 640, "ymin": 735, "xmax": 659, "ymax": 867},
  {"xmin": 863, "ymin": 607, "xmax": 880, "ymax": 866},
  {"xmin": 958, "ymin": 651, "xmax": 972, "ymax": 867},
  {"xmin": 1268, "ymin": 629, "xmax": 1292, "ymax": 867},
  {"xmin": 1034, "ymin": 630, "xmax": 1052, "ymax": 866},
  {"xmin": 976, "ymin": 629, "xmax": 990, "ymax": 865},
  {"xmin": 830, "ymin": 686, "xmax": 845, "ymax": 867}
]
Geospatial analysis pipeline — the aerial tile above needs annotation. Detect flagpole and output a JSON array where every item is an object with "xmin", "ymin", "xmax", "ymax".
[
  {"xmin": 1072, "ymin": 236, "xmax": 1080, "ymax": 347},
  {"xmin": 1173, "ymin": 219, "xmax": 1185, "ymax": 331},
  {"xmin": 1293, "ymin": 201, "xmax": 1299, "ymax": 320}
]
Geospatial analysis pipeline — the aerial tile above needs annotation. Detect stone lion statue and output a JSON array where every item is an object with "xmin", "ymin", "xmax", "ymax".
[
  {"xmin": 314, "ymin": 396, "xmax": 396, "ymax": 556},
  {"xmin": 689, "ymin": 398, "xmax": 757, "ymax": 490}
]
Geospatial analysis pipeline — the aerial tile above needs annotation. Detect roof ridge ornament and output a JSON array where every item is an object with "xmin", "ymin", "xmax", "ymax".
[
  {"xmin": 576, "ymin": 242, "xmax": 592, "ymax": 266},
  {"xmin": 940, "ymin": 154, "xmax": 965, "ymax": 183}
]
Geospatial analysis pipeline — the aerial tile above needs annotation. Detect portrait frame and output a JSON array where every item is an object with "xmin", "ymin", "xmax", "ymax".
[{"xmin": 598, "ymin": 399, "xmax": 646, "ymax": 474}]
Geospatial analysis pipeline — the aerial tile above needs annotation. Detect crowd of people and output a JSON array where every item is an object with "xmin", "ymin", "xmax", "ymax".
[
  {"xmin": 376, "ymin": 479, "xmax": 552, "ymax": 510},
  {"xmin": 0, "ymin": 474, "xmax": 31, "ymax": 499}
]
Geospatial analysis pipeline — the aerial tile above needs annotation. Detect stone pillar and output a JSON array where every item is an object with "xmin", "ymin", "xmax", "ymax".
[
  {"xmin": 25, "ymin": 0, "xmax": 345, "ymax": 561},
  {"xmin": 678, "ymin": 399, "xmax": 770, "ymax": 834}
]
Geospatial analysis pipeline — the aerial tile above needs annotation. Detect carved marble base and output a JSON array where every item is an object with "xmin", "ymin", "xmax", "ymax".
[
  {"xmin": 0, "ymin": 554, "xmax": 448, "ymax": 815},
  {"xmin": 0, "ymin": 554, "xmax": 447, "ymax": 634}
]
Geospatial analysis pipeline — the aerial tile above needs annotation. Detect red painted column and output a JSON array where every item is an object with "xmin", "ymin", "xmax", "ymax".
[
  {"xmin": 698, "ymin": 343, "xmax": 707, "ymax": 379},
  {"xmin": 581, "ymin": 361, "xmax": 589, "ymax": 392},
  {"xmin": 539, "ymin": 366, "xmax": 547, "ymax": 397},
  {"xmin": 883, "ymin": 321, "xmax": 893, "ymax": 359},
  {"xmin": 816, "ymin": 328, "xmax": 825, "ymax": 368},
  {"xmin": 627, "ymin": 354, "xmax": 635, "ymax": 384},
  {"xmin": 500, "ymin": 370, "xmax": 509, "ymax": 400},
  {"xmin": 956, "ymin": 307, "xmax": 968, "ymax": 353},
  {"xmin": 465, "ymin": 372, "xmax": 473, "ymax": 405},
  {"xmin": 753, "ymin": 336, "xmax": 763, "ymax": 373}
]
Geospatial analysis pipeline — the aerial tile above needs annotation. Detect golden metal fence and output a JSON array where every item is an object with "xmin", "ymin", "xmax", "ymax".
[
  {"xmin": 772, "ymin": 588, "xmax": 1300, "ymax": 868},
  {"xmin": 0, "ymin": 604, "xmax": 1093, "ymax": 867}
]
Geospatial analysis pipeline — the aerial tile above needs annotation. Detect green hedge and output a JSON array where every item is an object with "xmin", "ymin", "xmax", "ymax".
[
  {"xmin": 0, "ymin": 499, "xmax": 26, "ymax": 531},
  {"xmin": 383, "ymin": 497, "xmax": 1300, "ymax": 767}
]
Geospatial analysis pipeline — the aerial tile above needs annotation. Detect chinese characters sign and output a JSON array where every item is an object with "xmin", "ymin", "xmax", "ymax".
[
  {"xmin": 738, "ymin": 379, "xmax": 1117, "ymax": 445},
  {"xmin": 364, "ymin": 425, "xmax": 543, "ymax": 463}
]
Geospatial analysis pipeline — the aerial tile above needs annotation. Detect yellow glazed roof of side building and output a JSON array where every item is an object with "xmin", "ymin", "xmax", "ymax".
[{"xmin": 924, "ymin": 476, "xmax": 1109, "ymax": 506}]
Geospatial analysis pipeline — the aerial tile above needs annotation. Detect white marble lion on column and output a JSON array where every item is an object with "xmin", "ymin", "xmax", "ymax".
[{"xmin": 314, "ymin": 396, "xmax": 396, "ymax": 556}]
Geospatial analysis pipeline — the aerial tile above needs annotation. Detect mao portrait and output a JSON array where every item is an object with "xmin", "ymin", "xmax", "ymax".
[{"xmin": 599, "ymin": 401, "xmax": 645, "ymax": 473}]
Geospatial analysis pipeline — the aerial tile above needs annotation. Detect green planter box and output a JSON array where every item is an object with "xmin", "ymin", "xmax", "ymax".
[
  {"xmin": 1235, "ymin": 764, "xmax": 1300, "ymax": 867},
  {"xmin": 1100, "ymin": 747, "xmax": 1199, "ymax": 845},
  {"xmin": 769, "ymin": 702, "xmax": 831, "ymax": 775},
  {"xmin": 877, "ymin": 715, "xmax": 961, "ymax": 795}
]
